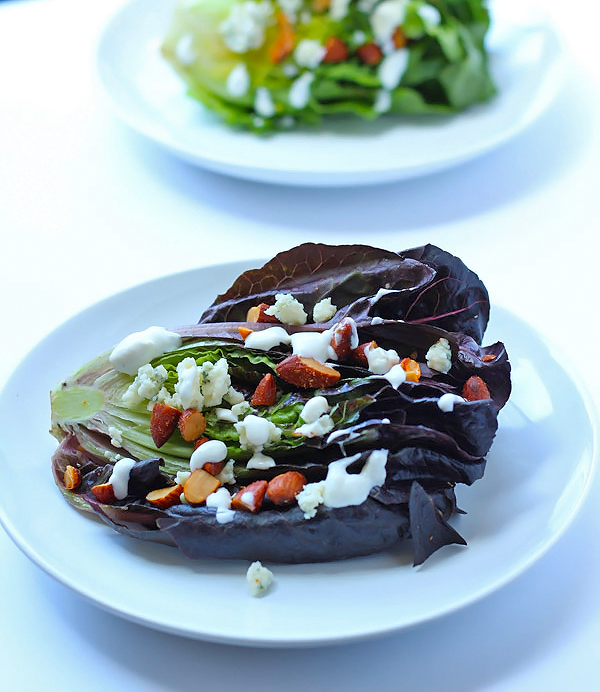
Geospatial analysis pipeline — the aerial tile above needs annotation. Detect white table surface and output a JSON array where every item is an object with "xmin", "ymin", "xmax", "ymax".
[{"xmin": 1, "ymin": 0, "xmax": 599, "ymax": 688}]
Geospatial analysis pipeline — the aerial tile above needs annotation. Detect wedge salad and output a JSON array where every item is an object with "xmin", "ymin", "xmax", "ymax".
[
  {"xmin": 50, "ymin": 243, "xmax": 511, "ymax": 566},
  {"xmin": 161, "ymin": 0, "xmax": 496, "ymax": 131}
]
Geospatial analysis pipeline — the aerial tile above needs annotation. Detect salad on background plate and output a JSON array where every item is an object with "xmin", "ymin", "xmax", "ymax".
[
  {"xmin": 50, "ymin": 243, "xmax": 511, "ymax": 570},
  {"xmin": 161, "ymin": 0, "xmax": 496, "ymax": 131}
]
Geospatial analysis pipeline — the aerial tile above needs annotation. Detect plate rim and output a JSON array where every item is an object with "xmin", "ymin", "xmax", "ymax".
[{"xmin": 0, "ymin": 260, "xmax": 597, "ymax": 646}]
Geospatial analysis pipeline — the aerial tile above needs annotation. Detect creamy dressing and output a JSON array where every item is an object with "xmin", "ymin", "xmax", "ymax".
[
  {"xmin": 109, "ymin": 326, "xmax": 182, "ymax": 375},
  {"xmin": 294, "ymin": 414, "xmax": 335, "ymax": 438},
  {"xmin": 108, "ymin": 457, "xmax": 136, "ymax": 500},
  {"xmin": 244, "ymin": 326, "xmax": 291, "ymax": 351},
  {"xmin": 382, "ymin": 363, "xmax": 406, "ymax": 388},
  {"xmin": 246, "ymin": 451, "xmax": 276, "ymax": 469},
  {"xmin": 289, "ymin": 72, "xmax": 314, "ymax": 109},
  {"xmin": 378, "ymin": 49, "xmax": 409, "ymax": 90},
  {"xmin": 418, "ymin": 4, "xmax": 442, "ymax": 26},
  {"xmin": 300, "ymin": 396, "xmax": 330, "ymax": 423},
  {"xmin": 254, "ymin": 87, "xmax": 276, "ymax": 117},
  {"xmin": 329, "ymin": 0, "xmax": 352, "ymax": 20},
  {"xmin": 290, "ymin": 330, "xmax": 336, "ymax": 362},
  {"xmin": 371, "ymin": 0, "xmax": 409, "ymax": 46},
  {"xmin": 206, "ymin": 487, "xmax": 235, "ymax": 523},
  {"xmin": 294, "ymin": 39, "xmax": 326, "ymax": 68},
  {"xmin": 374, "ymin": 88, "xmax": 392, "ymax": 113},
  {"xmin": 190, "ymin": 439, "xmax": 228, "ymax": 471},
  {"xmin": 332, "ymin": 317, "xmax": 359, "ymax": 350},
  {"xmin": 369, "ymin": 287, "xmax": 398, "ymax": 305},
  {"xmin": 437, "ymin": 393, "xmax": 465, "ymax": 412},
  {"xmin": 323, "ymin": 449, "xmax": 388, "ymax": 508},
  {"xmin": 226, "ymin": 63, "xmax": 251, "ymax": 97}
]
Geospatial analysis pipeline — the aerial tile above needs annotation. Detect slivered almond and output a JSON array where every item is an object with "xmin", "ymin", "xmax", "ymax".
[
  {"xmin": 251, "ymin": 373, "xmax": 277, "ymax": 406},
  {"xmin": 178, "ymin": 408, "xmax": 206, "ymax": 442},
  {"xmin": 276, "ymin": 355, "xmax": 340, "ymax": 389},
  {"xmin": 231, "ymin": 480, "xmax": 268, "ymax": 513},
  {"xmin": 146, "ymin": 484, "xmax": 183, "ymax": 509},
  {"xmin": 90, "ymin": 482, "xmax": 116, "ymax": 504},
  {"xmin": 462, "ymin": 376, "xmax": 491, "ymax": 401},
  {"xmin": 183, "ymin": 468, "xmax": 221, "ymax": 504},
  {"xmin": 266, "ymin": 471, "xmax": 306, "ymax": 506}
]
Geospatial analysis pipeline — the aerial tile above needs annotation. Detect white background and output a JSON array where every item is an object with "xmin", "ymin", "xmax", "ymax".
[{"xmin": 1, "ymin": 0, "xmax": 599, "ymax": 689}]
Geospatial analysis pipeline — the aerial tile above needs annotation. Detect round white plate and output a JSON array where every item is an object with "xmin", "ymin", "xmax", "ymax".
[
  {"xmin": 0, "ymin": 261, "xmax": 596, "ymax": 646},
  {"xmin": 96, "ymin": 0, "xmax": 566, "ymax": 186}
]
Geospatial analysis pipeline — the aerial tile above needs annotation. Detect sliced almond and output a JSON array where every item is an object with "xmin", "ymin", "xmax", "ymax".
[
  {"xmin": 90, "ymin": 482, "xmax": 116, "ymax": 504},
  {"xmin": 276, "ymin": 355, "xmax": 340, "ymax": 389},
  {"xmin": 146, "ymin": 484, "xmax": 183, "ymax": 509},
  {"xmin": 178, "ymin": 408, "xmax": 206, "ymax": 442},
  {"xmin": 183, "ymin": 469, "xmax": 221, "ymax": 504},
  {"xmin": 231, "ymin": 480, "xmax": 268, "ymax": 513},
  {"xmin": 63, "ymin": 465, "xmax": 82, "ymax": 490}
]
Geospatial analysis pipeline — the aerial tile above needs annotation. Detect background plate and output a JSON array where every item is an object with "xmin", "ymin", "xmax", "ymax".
[
  {"xmin": 96, "ymin": 0, "xmax": 566, "ymax": 186},
  {"xmin": 0, "ymin": 261, "xmax": 596, "ymax": 646}
]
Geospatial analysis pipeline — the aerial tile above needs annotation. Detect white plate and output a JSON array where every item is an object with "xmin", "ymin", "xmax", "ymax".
[
  {"xmin": 96, "ymin": 0, "xmax": 566, "ymax": 186},
  {"xmin": 0, "ymin": 261, "xmax": 596, "ymax": 646}
]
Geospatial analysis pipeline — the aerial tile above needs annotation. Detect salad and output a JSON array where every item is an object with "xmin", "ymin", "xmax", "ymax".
[
  {"xmin": 50, "ymin": 243, "xmax": 511, "ymax": 566},
  {"xmin": 161, "ymin": 0, "xmax": 496, "ymax": 131}
]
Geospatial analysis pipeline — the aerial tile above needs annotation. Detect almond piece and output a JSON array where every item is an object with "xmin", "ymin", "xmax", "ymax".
[
  {"xmin": 312, "ymin": 0, "xmax": 330, "ymax": 10},
  {"xmin": 246, "ymin": 303, "xmax": 280, "ymax": 323},
  {"xmin": 276, "ymin": 355, "xmax": 340, "ymax": 389},
  {"xmin": 269, "ymin": 12, "xmax": 295, "ymax": 64},
  {"xmin": 357, "ymin": 43, "xmax": 382, "ymax": 65},
  {"xmin": 231, "ymin": 480, "xmax": 268, "ymax": 513},
  {"xmin": 482, "ymin": 353, "xmax": 497, "ymax": 363},
  {"xmin": 393, "ymin": 27, "xmax": 407, "ymax": 48},
  {"xmin": 462, "ymin": 375, "xmax": 491, "ymax": 401},
  {"xmin": 251, "ymin": 373, "xmax": 277, "ymax": 406},
  {"xmin": 330, "ymin": 317, "xmax": 356, "ymax": 360},
  {"xmin": 63, "ymin": 465, "xmax": 82, "ymax": 490},
  {"xmin": 178, "ymin": 408, "xmax": 206, "ymax": 442},
  {"xmin": 400, "ymin": 357, "xmax": 421, "ymax": 382},
  {"xmin": 266, "ymin": 471, "xmax": 306, "ymax": 506},
  {"xmin": 150, "ymin": 402, "xmax": 181, "ymax": 448},
  {"xmin": 351, "ymin": 340, "xmax": 378, "ymax": 367},
  {"xmin": 183, "ymin": 468, "xmax": 221, "ymax": 504},
  {"xmin": 146, "ymin": 484, "xmax": 183, "ymax": 509},
  {"xmin": 323, "ymin": 36, "xmax": 348, "ymax": 63},
  {"xmin": 90, "ymin": 482, "xmax": 116, "ymax": 504},
  {"xmin": 203, "ymin": 461, "xmax": 226, "ymax": 476}
]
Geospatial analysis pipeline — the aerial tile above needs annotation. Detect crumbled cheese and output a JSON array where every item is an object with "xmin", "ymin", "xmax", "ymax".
[
  {"xmin": 190, "ymin": 440, "xmax": 228, "ymax": 471},
  {"xmin": 231, "ymin": 401, "xmax": 251, "ymax": 418},
  {"xmin": 358, "ymin": 0, "xmax": 378, "ymax": 11},
  {"xmin": 277, "ymin": 0, "xmax": 302, "ymax": 20},
  {"xmin": 108, "ymin": 457, "xmax": 136, "ymax": 500},
  {"xmin": 201, "ymin": 358, "xmax": 231, "ymax": 407},
  {"xmin": 175, "ymin": 470, "xmax": 191, "ymax": 486},
  {"xmin": 437, "ymin": 393, "xmax": 465, "ymax": 412},
  {"xmin": 294, "ymin": 39, "xmax": 326, "ymax": 68},
  {"xmin": 226, "ymin": 63, "xmax": 251, "ymax": 98},
  {"xmin": 219, "ymin": 1, "xmax": 273, "ymax": 54},
  {"xmin": 108, "ymin": 426, "xmax": 123, "ymax": 448},
  {"xmin": 216, "ymin": 407, "xmax": 239, "ymax": 423},
  {"xmin": 418, "ymin": 4, "xmax": 442, "ymax": 26},
  {"xmin": 374, "ymin": 88, "xmax": 392, "ymax": 113},
  {"xmin": 224, "ymin": 387, "xmax": 245, "ymax": 405},
  {"xmin": 235, "ymin": 414, "xmax": 281, "ymax": 450},
  {"xmin": 378, "ymin": 49, "xmax": 409, "ymax": 90},
  {"xmin": 122, "ymin": 363, "xmax": 168, "ymax": 405},
  {"xmin": 329, "ymin": 0, "xmax": 352, "ymax": 20},
  {"xmin": 280, "ymin": 115, "xmax": 295, "ymax": 128},
  {"xmin": 265, "ymin": 293, "xmax": 308, "ymax": 325},
  {"xmin": 352, "ymin": 29, "xmax": 367, "ymax": 46},
  {"xmin": 371, "ymin": 0, "xmax": 409, "ymax": 48},
  {"xmin": 246, "ymin": 451, "xmax": 276, "ymax": 469},
  {"xmin": 175, "ymin": 34, "xmax": 196, "ymax": 65},
  {"xmin": 294, "ymin": 414, "xmax": 335, "ymax": 438},
  {"xmin": 366, "ymin": 344, "xmax": 400, "ymax": 374},
  {"xmin": 288, "ymin": 72, "xmax": 314, "ymax": 109},
  {"xmin": 426, "ymin": 338, "xmax": 452, "ymax": 374},
  {"xmin": 300, "ymin": 395, "xmax": 330, "ymax": 424},
  {"xmin": 254, "ymin": 86, "xmax": 276, "ymax": 117},
  {"xmin": 174, "ymin": 357, "xmax": 204, "ymax": 410},
  {"xmin": 109, "ymin": 326, "xmax": 182, "ymax": 376},
  {"xmin": 216, "ymin": 459, "xmax": 236, "ymax": 485},
  {"xmin": 282, "ymin": 63, "xmax": 299, "ymax": 78},
  {"xmin": 244, "ymin": 326, "xmax": 292, "ymax": 351},
  {"xmin": 247, "ymin": 561, "xmax": 273, "ymax": 596},
  {"xmin": 297, "ymin": 481, "xmax": 326, "ymax": 519},
  {"xmin": 312, "ymin": 297, "xmax": 337, "ymax": 322}
]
